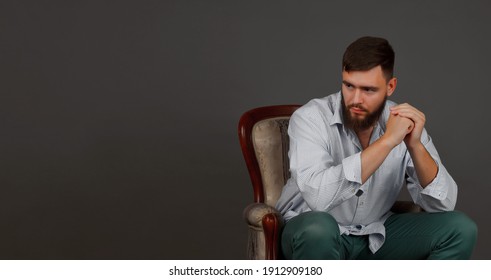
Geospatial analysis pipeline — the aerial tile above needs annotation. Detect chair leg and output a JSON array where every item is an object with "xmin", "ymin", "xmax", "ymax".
[{"xmin": 262, "ymin": 212, "xmax": 284, "ymax": 260}]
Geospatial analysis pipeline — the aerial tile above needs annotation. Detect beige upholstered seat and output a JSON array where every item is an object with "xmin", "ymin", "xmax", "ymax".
[{"xmin": 239, "ymin": 105, "xmax": 421, "ymax": 260}]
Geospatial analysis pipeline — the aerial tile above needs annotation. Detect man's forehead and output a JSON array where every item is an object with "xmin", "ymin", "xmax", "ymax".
[{"xmin": 342, "ymin": 67, "xmax": 386, "ymax": 87}]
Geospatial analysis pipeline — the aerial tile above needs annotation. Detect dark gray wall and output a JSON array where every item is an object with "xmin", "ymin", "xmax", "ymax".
[{"xmin": 1, "ymin": 0, "xmax": 490, "ymax": 259}]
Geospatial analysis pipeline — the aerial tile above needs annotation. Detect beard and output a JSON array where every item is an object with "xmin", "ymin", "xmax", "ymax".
[{"xmin": 341, "ymin": 94, "xmax": 387, "ymax": 132}]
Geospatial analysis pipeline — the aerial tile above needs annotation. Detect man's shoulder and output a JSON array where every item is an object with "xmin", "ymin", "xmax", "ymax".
[
  {"xmin": 386, "ymin": 99, "xmax": 397, "ymax": 107},
  {"xmin": 294, "ymin": 92, "xmax": 339, "ymax": 120}
]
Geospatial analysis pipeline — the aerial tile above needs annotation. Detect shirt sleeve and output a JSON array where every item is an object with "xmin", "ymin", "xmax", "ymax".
[
  {"xmin": 405, "ymin": 129, "xmax": 458, "ymax": 212},
  {"xmin": 288, "ymin": 109, "xmax": 364, "ymax": 212}
]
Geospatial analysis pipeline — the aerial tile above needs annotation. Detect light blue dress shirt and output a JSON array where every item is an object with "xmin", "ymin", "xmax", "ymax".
[{"xmin": 276, "ymin": 91, "xmax": 458, "ymax": 253}]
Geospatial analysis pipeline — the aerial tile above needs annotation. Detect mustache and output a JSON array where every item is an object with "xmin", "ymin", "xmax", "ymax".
[{"xmin": 347, "ymin": 103, "xmax": 368, "ymax": 112}]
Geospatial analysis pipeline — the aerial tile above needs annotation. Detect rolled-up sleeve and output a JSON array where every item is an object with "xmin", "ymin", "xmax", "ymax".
[
  {"xmin": 342, "ymin": 153, "xmax": 363, "ymax": 184},
  {"xmin": 405, "ymin": 129, "xmax": 458, "ymax": 212}
]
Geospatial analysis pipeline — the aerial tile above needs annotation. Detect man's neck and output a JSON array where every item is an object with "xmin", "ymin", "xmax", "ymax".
[{"xmin": 355, "ymin": 126, "xmax": 375, "ymax": 150}]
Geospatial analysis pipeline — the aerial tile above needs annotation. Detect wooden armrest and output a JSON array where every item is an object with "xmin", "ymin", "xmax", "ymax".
[{"xmin": 243, "ymin": 203, "xmax": 278, "ymax": 228}]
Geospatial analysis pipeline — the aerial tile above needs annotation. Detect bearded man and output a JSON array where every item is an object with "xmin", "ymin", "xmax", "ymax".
[{"xmin": 275, "ymin": 36, "xmax": 477, "ymax": 259}]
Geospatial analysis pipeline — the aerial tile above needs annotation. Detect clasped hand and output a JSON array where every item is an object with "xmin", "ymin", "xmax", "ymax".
[{"xmin": 384, "ymin": 103, "xmax": 426, "ymax": 149}]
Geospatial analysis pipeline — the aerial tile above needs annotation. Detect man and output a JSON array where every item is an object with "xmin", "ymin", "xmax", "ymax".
[{"xmin": 275, "ymin": 36, "xmax": 477, "ymax": 259}]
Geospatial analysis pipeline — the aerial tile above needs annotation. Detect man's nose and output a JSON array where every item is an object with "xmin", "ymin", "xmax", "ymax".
[{"xmin": 353, "ymin": 89, "xmax": 363, "ymax": 104}]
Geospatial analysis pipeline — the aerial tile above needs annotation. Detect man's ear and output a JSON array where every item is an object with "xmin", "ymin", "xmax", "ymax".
[{"xmin": 387, "ymin": 77, "xmax": 397, "ymax": 97}]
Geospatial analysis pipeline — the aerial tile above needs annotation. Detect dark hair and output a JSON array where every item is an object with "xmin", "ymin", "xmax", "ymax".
[{"xmin": 342, "ymin": 36, "xmax": 395, "ymax": 81}]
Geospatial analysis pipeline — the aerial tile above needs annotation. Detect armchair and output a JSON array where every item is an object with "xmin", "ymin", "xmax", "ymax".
[{"xmin": 239, "ymin": 105, "xmax": 421, "ymax": 260}]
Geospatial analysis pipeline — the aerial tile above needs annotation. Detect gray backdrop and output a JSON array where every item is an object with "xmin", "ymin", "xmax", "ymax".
[{"xmin": 1, "ymin": 0, "xmax": 490, "ymax": 259}]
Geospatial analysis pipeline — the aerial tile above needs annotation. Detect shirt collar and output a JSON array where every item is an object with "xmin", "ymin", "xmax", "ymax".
[{"xmin": 329, "ymin": 91, "xmax": 344, "ymax": 126}]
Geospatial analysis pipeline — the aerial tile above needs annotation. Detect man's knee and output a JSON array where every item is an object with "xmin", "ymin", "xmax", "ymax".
[
  {"xmin": 444, "ymin": 211, "xmax": 478, "ymax": 244},
  {"xmin": 294, "ymin": 211, "xmax": 339, "ymax": 241},
  {"xmin": 431, "ymin": 211, "xmax": 478, "ymax": 259}
]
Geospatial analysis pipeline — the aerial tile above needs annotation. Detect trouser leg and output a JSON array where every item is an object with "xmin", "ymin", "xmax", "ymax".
[
  {"xmin": 358, "ymin": 211, "xmax": 478, "ymax": 260},
  {"xmin": 281, "ymin": 211, "xmax": 345, "ymax": 259}
]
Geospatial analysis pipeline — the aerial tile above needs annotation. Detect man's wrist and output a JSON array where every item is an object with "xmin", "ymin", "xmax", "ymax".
[
  {"xmin": 406, "ymin": 140, "xmax": 424, "ymax": 153},
  {"xmin": 379, "ymin": 135, "xmax": 398, "ymax": 149}
]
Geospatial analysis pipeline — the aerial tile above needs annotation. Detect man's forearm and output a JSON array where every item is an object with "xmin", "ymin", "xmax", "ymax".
[
  {"xmin": 360, "ymin": 136, "xmax": 394, "ymax": 184},
  {"xmin": 360, "ymin": 113, "xmax": 414, "ymax": 184},
  {"xmin": 407, "ymin": 142, "xmax": 438, "ymax": 188}
]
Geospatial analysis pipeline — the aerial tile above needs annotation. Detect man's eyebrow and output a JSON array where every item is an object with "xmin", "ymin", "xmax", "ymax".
[
  {"xmin": 342, "ymin": 80, "xmax": 379, "ymax": 91},
  {"xmin": 342, "ymin": 80, "xmax": 354, "ymax": 87},
  {"xmin": 362, "ymin": 86, "xmax": 379, "ymax": 91}
]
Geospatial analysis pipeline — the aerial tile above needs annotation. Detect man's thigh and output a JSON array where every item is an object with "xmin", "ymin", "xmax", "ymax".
[
  {"xmin": 358, "ymin": 211, "xmax": 476, "ymax": 260},
  {"xmin": 281, "ymin": 211, "xmax": 343, "ymax": 259}
]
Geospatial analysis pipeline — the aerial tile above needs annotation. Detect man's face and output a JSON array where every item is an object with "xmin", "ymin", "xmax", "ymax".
[{"xmin": 341, "ymin": 65, "xmax": 397, "ymax": 131}]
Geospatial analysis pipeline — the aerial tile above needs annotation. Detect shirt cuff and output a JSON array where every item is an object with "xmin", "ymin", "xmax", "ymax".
[
  {"xmin": 342, "ymin": 152, "xmax": 362, "ymax": 184},
  {"xmin": 420, "ymin": 162, "xmax": 448, "ymax": 200}
]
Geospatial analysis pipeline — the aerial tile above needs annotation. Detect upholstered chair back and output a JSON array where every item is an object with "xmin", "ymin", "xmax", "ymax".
[
  {"xmin": 239, "ymin": 105, "xmax": 300, "ymax": 259},
  {"xmin": 250, "ymin": 117, "xmax": 291, "ymax": 206}
]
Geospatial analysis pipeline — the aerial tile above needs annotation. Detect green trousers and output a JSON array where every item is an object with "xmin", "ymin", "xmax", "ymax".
[{"xmin": 281, "ymin": 211, "xmax": 477, "ymax": 259}]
